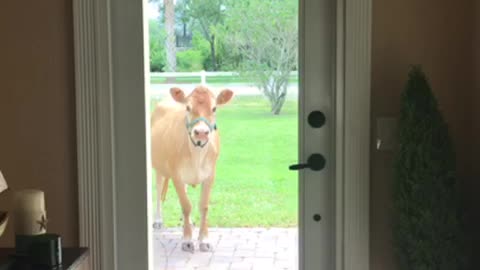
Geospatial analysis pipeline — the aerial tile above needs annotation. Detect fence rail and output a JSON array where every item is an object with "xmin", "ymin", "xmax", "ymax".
[
  {"xmin": 151, "ymin": 71, "xmax": 240, "ymax": 84},
  {"xmin": 150, "ymin": 71, "xmax": 298, "ymax": 84}
]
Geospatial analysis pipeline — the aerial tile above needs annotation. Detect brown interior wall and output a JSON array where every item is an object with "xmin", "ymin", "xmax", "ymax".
[
  {"xmin": 0, "ymin": 0, "xmax": 477, "ymax": 265},
  {"xmin": 0, "ymin": 2, "xmax": 78, "ymax": 247},
  {"xmin": 472, "ymin": 0, "xmax": 480, "ymax": 263},
  {"xmin": 371, "ymin": 0, "xmax": 476, "ymax": 269}
]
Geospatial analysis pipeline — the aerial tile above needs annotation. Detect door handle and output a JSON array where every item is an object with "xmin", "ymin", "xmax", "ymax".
[{"xmin": 289, "ymin": 153, "xmax": 326, "ymax": 171}]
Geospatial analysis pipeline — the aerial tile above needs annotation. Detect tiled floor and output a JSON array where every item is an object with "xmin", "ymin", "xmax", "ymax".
[{"xmin": 153, "ymin": 228, "xmax": 298, "ymax": 270}]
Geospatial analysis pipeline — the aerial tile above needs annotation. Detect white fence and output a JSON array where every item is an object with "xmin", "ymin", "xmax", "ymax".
[
  {"xmin": 151, "ymin": 71, "xmax": 239, "ymax": 84},
  {"xmin": 150, "ymin": 70, "xmax": 299, "ymax": 84}
]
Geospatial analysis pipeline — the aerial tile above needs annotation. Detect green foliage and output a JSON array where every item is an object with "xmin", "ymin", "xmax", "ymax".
[
  {"xmin": 148, "ymin": 0, "xmax": 297, "ymax": 73},
  {"xmin": 182, "ymin": 0, "xmax": 227, "ymax": 70},
  {"xmin": 211, "ymin": 32, "xmax": 242, "ymax": 71},
  {"xmin": 191, "ymin": 32, "xmax": 211, "ymax": 68},
  {"xmin": 172, "ymin": 32, "xmax": 239, "ymax": 72},
  {"xmin": 187, "ymin": 31, "xmax": 236, "ymax": 71},
  {"xmin": 176, "ymin": 49, "xmax": 205, "ymax": 72},
  {"xmin": 221, "ymin": 0, "xmax": 298, "ymax": 114},
  {"xmin": 393, "ymin": 66, "xmax": 468, "ymax": 270},
  {"xmin": 149, "ymin": 19, "xmax": 166, "ymax": 72}
]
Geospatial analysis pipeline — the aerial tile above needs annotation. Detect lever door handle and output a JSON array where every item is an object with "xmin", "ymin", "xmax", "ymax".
[{"xmin": 289, "ymin": 153, "xmax": 326, "ymax": 171}]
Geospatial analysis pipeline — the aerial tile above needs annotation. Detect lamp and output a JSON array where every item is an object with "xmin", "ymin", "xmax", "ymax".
[{"xmin": 0, "ymin": 170, "xmax": 8, "ymax": 237}]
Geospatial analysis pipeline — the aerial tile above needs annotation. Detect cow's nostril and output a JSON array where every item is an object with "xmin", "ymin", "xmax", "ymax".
[
  {"xmin": 205, "ymin": 131, "xmax": 209, "ymax": 136},
  {"xmin": 194, "ymin": 130, "xmax": 200, "ymax": 135}
]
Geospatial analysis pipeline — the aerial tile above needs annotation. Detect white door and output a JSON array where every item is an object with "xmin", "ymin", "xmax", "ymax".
[
  {"xmin": 145, "ymin": 0, "xmax": 336, "ymax": 268},
  {"xmin": 299, "ymin": 0, "xmax": 336, "ymax": 268}
]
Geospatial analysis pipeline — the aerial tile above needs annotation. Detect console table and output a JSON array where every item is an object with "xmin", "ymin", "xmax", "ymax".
[{"xmin": 0, "ymin": 248, "xmax": 88, "ymax": 270}]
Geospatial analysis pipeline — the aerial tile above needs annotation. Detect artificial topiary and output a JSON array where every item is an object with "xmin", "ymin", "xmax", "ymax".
[{"xmin": 393, "ymin": 66, "xmax": 467, "ymax": 270}]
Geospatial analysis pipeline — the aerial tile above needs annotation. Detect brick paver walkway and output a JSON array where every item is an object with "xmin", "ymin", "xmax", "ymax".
[{"xmin": 153, "ymin": 228, "xmax": 298, "ymax": 270}]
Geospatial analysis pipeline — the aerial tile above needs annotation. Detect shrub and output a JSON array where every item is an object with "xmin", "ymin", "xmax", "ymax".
[
  {"xmin": 149, "ymin": 19, "xmax": 166, "ymax": 72},
  {"xmin": 189, "ymin": 31, "xmax": 240, "ymax": 71},
  {"xmin": 189, "ymin": 33, "xmax": 212, "ymax": 71},
  {"xmin": 150, "ymin": 46, "xmax": 166, "ymax": 72},
  {"xmin": 393, "ymin": 66, "xmax": 468, "ymax": 270},
  {"xmin": 176, "ymin": 49, "xmax": 205, "ymax": 72}
]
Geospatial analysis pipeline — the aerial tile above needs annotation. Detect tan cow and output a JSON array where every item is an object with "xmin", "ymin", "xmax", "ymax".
[{"xmin": 151, "ymin": 86, "xmax": 234, "ymax": 252}]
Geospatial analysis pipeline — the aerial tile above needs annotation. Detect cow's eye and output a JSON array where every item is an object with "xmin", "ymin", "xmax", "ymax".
[
  {"xmin": 186, "ymin": 105, "xmax": 191, "ymax": 112},
  {"xmin": 212, "ymin": 107, "xmax": 216, "ymax": 113}
]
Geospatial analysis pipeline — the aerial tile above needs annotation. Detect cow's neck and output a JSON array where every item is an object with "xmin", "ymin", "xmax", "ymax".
[{"xmin": 187, "ymin": 140, "xmax": 211, "ymax": 156}]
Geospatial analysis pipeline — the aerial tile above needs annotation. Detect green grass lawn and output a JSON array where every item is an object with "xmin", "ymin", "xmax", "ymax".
[{"xmin": 150, "ymin": 96, "xmax": 298, "ymax": 227}]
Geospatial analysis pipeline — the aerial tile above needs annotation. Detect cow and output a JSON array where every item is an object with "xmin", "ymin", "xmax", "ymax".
[{"xmin": 151, "ymin": 85, "xmax": 234, "ymax": 252}]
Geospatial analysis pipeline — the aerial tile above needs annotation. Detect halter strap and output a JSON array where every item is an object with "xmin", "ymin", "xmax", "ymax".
[
  {"xmin": 185, "ymin": 116, "xmax": 217, "ymax": 148},
  {"xmin": 185, "ymin": 116, "xmax": 217, "ymax": 132}
]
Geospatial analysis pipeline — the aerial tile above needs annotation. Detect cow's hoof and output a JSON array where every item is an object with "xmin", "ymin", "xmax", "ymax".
[
  {"xmin": 199, "ymin": 242, "xmax": 213, "ymax": 252},
  {"xmin": 152, "ymin": 221, "xmax": 163, "ymax": 231},
  {"xmin": 181, "ymin": 241, "xmax": 195, "ymax": 253}
]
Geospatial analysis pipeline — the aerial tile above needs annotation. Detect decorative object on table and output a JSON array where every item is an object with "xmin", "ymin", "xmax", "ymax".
[
  {"xmin": 0, "ymin": 178, "xmax": 65, "ymax": 269},
  {"xmin": 15, "ymin": 234, "xmax": 62, "ymax": 267},
  {"xmin": 0, "ymin": 170, "xmax": 8, "ymax": 238},
  {"xmin": 393, "ymin": 66, "xmax": 468, "ymax": 269},
  {"xmin": 12, "ymin": 189, "xmax": 64, "ymax": 267},
  {"xmin": 13, "ymin": 189, "xmax": 47, "ymax": 235},
  {"xmin": 0, "ymin": 248, "xmax": 87, "ymax": 270}
]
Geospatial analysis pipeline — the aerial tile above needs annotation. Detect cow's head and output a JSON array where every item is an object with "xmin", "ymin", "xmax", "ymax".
[{"xmin": 170, "ymin": 86, "xmax": 234, "ymax": 148}]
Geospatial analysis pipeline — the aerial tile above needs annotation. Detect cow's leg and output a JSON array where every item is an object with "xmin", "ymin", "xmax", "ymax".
[
  {"xmin": 198, "ymin": 179, "xmax": 214, "ymax": 252},
  {"xmin": 153, "ymin": 172, "xmax": 164, "ymax": 230},
  {"xmin": 172, "ymin": 178, "xmax": 194, "ymax": 252}
]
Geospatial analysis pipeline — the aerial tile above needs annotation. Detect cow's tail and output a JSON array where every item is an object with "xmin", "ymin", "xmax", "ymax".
[{"xmin": 160, "ymin": 178, "xmax": 169, "ymax": 202}]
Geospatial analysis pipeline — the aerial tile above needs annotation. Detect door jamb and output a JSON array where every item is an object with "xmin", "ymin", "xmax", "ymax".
[{"xmin": 72, "ymin": 0, "xmax": 371, "ymax": 269}]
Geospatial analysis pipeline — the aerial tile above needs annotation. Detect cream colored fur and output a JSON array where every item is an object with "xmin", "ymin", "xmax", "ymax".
[{"xmin": 151, "ymin": 86, "xmax": 233, "ymax": 252}]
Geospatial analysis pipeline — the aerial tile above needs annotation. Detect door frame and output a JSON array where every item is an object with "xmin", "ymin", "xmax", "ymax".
[{"xmin": 72, "ymin": 0, "xmax": 371, "ymax": 269}]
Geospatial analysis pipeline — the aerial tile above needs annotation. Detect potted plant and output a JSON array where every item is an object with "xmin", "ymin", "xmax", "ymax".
[{"xmin": 393, "ymin": 66, "xmax": 468, "ymax": 269}]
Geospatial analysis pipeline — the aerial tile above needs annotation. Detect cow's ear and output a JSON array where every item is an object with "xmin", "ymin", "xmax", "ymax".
[
  {"xmin": 170, "ymin": 87, "xmax": 187, "ymax": 103},
  {"xmin": 216, "ymin": 89, "xmax": 234, "ymax": 105}
]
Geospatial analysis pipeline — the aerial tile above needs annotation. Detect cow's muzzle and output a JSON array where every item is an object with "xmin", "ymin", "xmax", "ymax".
[{"xmin": 186, "ymin": 117, "xmax": 216, "ymax": 148}]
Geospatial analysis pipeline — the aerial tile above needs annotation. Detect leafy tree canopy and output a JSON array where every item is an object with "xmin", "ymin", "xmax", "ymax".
[{"xmin": 221, "ymin": 0, "xmax": 298, "ymax": 114}]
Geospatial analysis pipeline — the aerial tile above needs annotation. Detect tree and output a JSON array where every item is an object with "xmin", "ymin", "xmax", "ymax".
[
  {"xmin": 222, "ymin": 0, "xmax": 298, "ymax": 114},
  {"xmin": 163, "ymin": 0, "xmax": 176, "ymax": 71},
  {"xmin": 150, "ymin": 0, "xmax": 177, "ymax": 71},
  {"xmin": 393, "ymin": 66, "xmax": 468, "ymax": 270},
  {"xmin": 182, "ymin": 0, "xmax": 227, "ymax": 71}
]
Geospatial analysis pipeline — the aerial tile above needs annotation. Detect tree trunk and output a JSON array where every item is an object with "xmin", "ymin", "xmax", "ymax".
[
  {"xmin": 164, "ymin": 0, "xmax": 176, "ymax": 72},
  {"xmin": 270, "ymin": 83, "xmax": 287, "ymax": 115},
  {"xmin": 265, "ymin": 78, "xmax": 288, "ymax": 115},
  {"xmin": 271, "ymin": 95, "xmax": 286, "ymax": 115},
  {"xmin": 210, "ymin": 35, "xmax": 217, "ymax": 71}
]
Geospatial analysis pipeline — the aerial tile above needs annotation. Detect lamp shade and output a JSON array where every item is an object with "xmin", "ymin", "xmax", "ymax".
[
  {"xmin": 0, "ymin": 170, "xmax": 7, "ymax": 194},
  {"xmin": 0, "ymin": 170, "xmax": 8, "ymax": 237}
]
